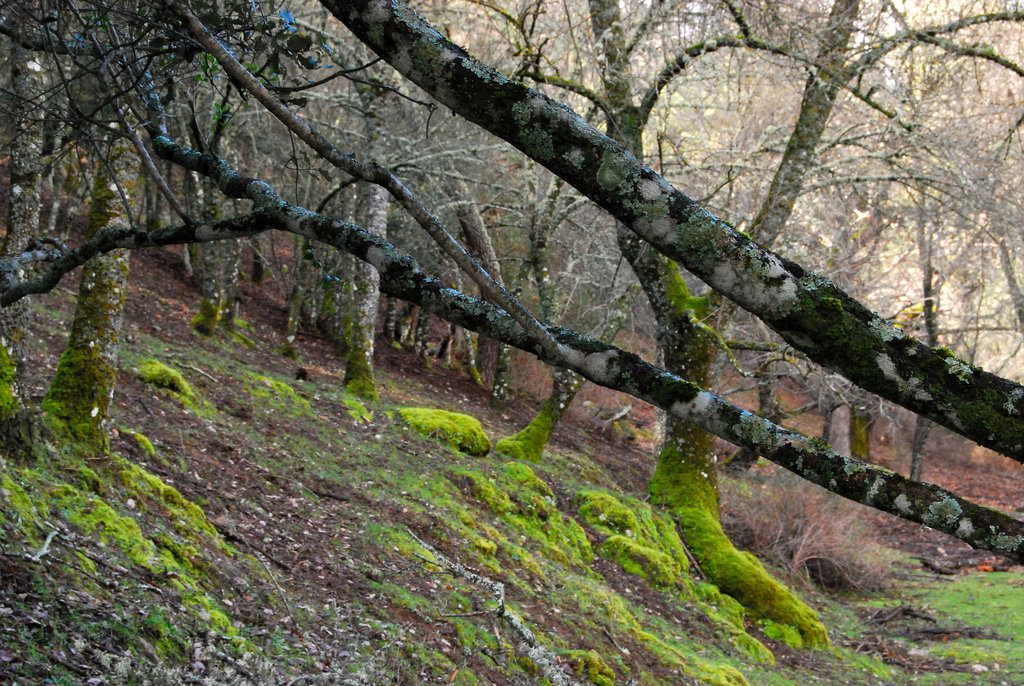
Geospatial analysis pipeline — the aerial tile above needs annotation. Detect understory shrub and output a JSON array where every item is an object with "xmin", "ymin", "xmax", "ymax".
[{"xmin": 720, "ymin": 469, "xmax": 894, "ymax": 593}]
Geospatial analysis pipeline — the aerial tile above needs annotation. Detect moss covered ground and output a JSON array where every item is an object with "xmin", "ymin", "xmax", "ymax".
[{"xmin": 1, "ymin": 248, "xmax": 1022, "ymax": 684}]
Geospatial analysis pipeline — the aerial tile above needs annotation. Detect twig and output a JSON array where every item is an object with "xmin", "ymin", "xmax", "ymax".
[
  {"xmin": 181, "ymin": 363, "xmax": 217, "ymax": 383},
  {"xmin": 30, "ymin": 530, "xmax": 57, "ymax": 561}
]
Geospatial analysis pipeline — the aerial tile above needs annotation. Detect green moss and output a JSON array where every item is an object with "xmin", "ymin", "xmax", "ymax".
[
  {"xmin": 246, "ymin": 373, "xmax": 312, "ymax": 414},
  {"xmin": 678, "ymin": 505, "xmax": 827, "ymax": 648},
  {"xmin": 565, "ymin": 649, "xmax": 615, "ymax": 686},
  {"xmin": 344, "ymin": 330, "xmax": 378, "ymax": 401},
  {"xmin": 278, "ymin": 340, "xmax": 300, "ymax": 360},
  {"xmin": 1, "ymin": 473, "xmax": 44, "ymax": 527},
  {"xmin": 453, "ymin": 464, "xmax": 593, "ymax": 568},
  {"xmin": 577, "ymin": 490, "xmax": 640, "ymax": 537},
  {"xmin": 760, "ymin": 619, "xmax": 804, "ymax": 648},
  {"xmin": 44, "ymin": 340, "xmax": 120, "ymax": 450},
  {"xmin": 459, "ymin": 471, "xmax": 515, "ymax": 514},
  {"xmin": 234, "ymin": 318, "xmax": 255, "ymax": 333},
  {"xmin": 494, "ymin": 406, "xmax": 556, "ymax": 462},
  {"xmin": 399, "ymin": 407, "xmax": 491, "ymax": 456},
  {"xmin": 141, "ymin": 608, "xmax": 189, "ymax": 660},
  {"xmin": 0, "ymin": 342, "xmax": 19, "ymax": 418},
  {"xmin": 342, "ymin": 395, "xmax": 372, "ymax": 422},
  {"xmin": 131, "ymin": 431, "xmax": 156, "ymax": 457},
  {"xmin": 136, "ymin": 359, "xmax": 195, "ymax": 401},
  {"xmin": 575, "ymin": 490, "xmax": 691, "ymax": 582},
  {"xmin": 577, "ymin": 580, "xmax": 752, "ymax": 684},
  {"xmin": 55, "ymin": 483, "xmax": 157, "ymax": 568},
  {"xmin": 117, "ymin": 461, "xmax": 221, "ymax": 542},
  {"xmin": 191, "ymin": 298, "xmax": 220, "ymax": 336},
  {"xmin": 599, "ymin": 535, "xmax": 683, "ymax": 588},
  {"xmin": 231, "ymin": 330, "xmax": 258, "ymax": 349},
  {"xmin": 182, "ymin": 591, "xmax": 236, "ymax": 635}
]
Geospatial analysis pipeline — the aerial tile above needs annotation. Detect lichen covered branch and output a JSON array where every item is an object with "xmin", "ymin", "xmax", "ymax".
[{"xmin": 325, "ymin": 0, "xmax": 1024, "ymax": 463}]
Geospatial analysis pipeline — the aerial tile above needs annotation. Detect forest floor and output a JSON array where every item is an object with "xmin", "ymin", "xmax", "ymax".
[{"xmin": 1, "ymin": 243, "xmax": 1023, "ymax": 685}]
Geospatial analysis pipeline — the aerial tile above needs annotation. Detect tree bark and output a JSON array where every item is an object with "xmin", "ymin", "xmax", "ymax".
[
  {"xmin": 43, "ymin": 138, "xmax": 134, "ymax": 452},
  {"xmin": 344, "ymin": 85, "xmax": 390, "ymax": 400},
  {"xmin": 0, "ymin": 47, "xmax": 43, "ymax": 459}
]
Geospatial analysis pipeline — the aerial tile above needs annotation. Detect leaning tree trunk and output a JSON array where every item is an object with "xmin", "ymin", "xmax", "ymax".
[
  {"xmin": 43, "ymin": 139, "xmax": 135, "ymax": 452},
  {"xmin": 583, "ymin": 0, "xmax": 828, "ymax": 645},
  {"xmin": 0, "ymin": 48, "xmax": 43, "ymax": 459},
  {"xmin": 495, "ymin": 367, "xmax": 585, "ymax": 462},
  {"xmin": 448, "ymin": 178, "xmax": 509, "ymax": 407}
]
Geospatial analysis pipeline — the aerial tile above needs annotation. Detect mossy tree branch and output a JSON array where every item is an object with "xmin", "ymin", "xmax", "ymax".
[{"xmin": 4, "ymin": 134, "xmax": 1022, "ymax": 562}]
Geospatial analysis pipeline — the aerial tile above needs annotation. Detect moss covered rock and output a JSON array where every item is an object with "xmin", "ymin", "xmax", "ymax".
[
  {"xmin": 454, "ymin": 462, "xmax": 593, "ymax": 568},
  {"xmin": 399, "ymin": 407, "xmax": 491, "ymax": 456},
  {"xmin": 136, "ymin": 360, "xmax": 195, "ymax": 402}
]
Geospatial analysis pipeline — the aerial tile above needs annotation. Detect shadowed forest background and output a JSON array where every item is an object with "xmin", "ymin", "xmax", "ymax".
[{"xmin": 1, "ymin": 0, "xmax": 1024, "ymax": 684}]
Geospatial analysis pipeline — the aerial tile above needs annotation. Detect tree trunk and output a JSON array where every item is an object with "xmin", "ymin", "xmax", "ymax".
[
  {"xmin": 849, "ymin": 405, "xmax": 872, "ymax": 461},
  {"xmin": 0, "ymin": 48, "xmax": 43, "ymax": 459},
  {"xmin": 345, "ymin": 182, "xmax": 386, "ymax": 399},
  {"xmin": 43, "ymin": 139, "xmax": 135, "ymax": 452},
  {"xmin": 495, "ymin": 367, "xmax": 584, "ymax": 462},
  {"xmin": 588, "ymin": 0, "xmax": 828, "ymax": 644}
]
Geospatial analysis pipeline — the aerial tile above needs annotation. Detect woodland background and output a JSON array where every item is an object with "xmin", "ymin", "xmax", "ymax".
[{"xmin": 1, "ymin": 0, "xmax": 1024, "ymax": 684}]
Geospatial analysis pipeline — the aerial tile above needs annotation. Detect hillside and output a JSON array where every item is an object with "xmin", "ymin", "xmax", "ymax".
[{"xmin": 1, "ymin": 245, "xmax": 1023, "ymax": 685}]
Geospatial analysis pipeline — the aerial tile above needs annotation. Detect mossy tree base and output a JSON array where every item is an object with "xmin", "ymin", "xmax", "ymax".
[
  {"xmin": 651, "ymin": 437, "xmax": 829, "ymax": 649},
  {"xmin": 191, "ymin": 298, "xmax": 221, "ymax": 336},
  {"xmin": 495, "ymin": 405, "xmax": 555, "ymax": 462},
  {"xmin": 495, "ymin": 367, "xmax": 583, "ymax": 462}
]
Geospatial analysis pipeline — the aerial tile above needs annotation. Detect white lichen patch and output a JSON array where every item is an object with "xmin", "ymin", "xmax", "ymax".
[
  {"xmin": 926, "ymin": 497, "xmax": 962, "ymax": 526},
  {"xmin": 709, "ymin": 261, "xmax": 796, "ymax": 317},
  {"xmin": 956, "ymin": 517, "xmax": 975, "ymax": 538},
  {"xmin": 562, "ymin": 148, "xmax": 584, "ymax": 168},
  {"xmin": 875, "ymin": 353, "xmax": 900, "ymax": 385},
  {"xmin": 390, "ymin": 49, "xmax": 414, "ymax": 79},
  {"xmin": 866, "ymin": 476, "xmax": 885, "ymax": 503},
  {"xmin": 638, "ymin": 178, "xmax": 663, "ymax": 201},
  {"xmin": 736, "ymin": 413, "xmax": 777, "ymax": 452},
  {"xmin": 944, "ymin": 356, "xmax": 973, "ymax": 383},
  {"xmin": 512, "ymin": 100, "xmax": 531, "ymax": 126},
  {"xmin": 648, "ymin": 216, "xmax": 677, "ymax": 243},
  {"xmin": 365, "ymin": 246, "xmax": 388, "ymax": 271},
  {"xmin": 363, "ymin": 0, "xmax": 392, "ymax": 24},
  {"xmin": 842, "ymin": 459, "xmax": 866, "ymax": 475},
  {"xmin": 894, "ymin": 493, "xmax": 912, "ymax": 515},
  {"xmin": 992, "ymin": 533, "xmax": 1024, "ymax": 552},
  {"xmin": 579, "ymin": 349, "xmax": 618, "ymax": 381},
  {"xmin": 869, "ymin": 315, "xmax": 905, "ymax": 342},
  {"xmin": 875, "ymin": 353, "xmax": 933, "ymax": 402},
  {"xmin": 670, "ymin": 392, "xmax": 713, "ymax": 421},
  {"xmin": 1005, "ymin": 388, "xmax": 1024, "ymax": 416}
]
